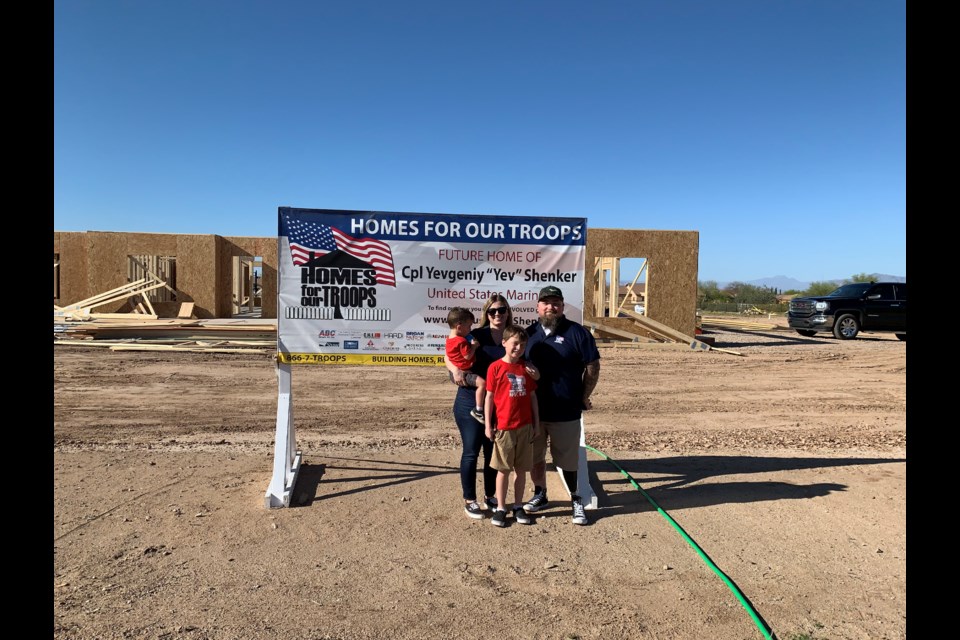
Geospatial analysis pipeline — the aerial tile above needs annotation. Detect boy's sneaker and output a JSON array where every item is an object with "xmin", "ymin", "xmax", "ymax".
[
  {"xmin": 571, "ymin": 496, "xmax": 588, "ymax": 526},
  {"xmin": 523, "ymin": 491, "xmax": 549, "ymax": 513},
  {"xmin": 464, "ymin": 501, "xmax": 484, "ymax": 520},
  {"xmin": 470, "ymin": 408, "xmax": 485, "ymax": 424},
  {"xmin": 490, "ymin": 509, "xmax": 508, "ymax": 527},
  {"xmin": 513, "ymin": 507, "xmax": 533, "ymax": 525},
  {"xmin": 484, "ymin": 496, "xmax": 498, "ymax": 512}
]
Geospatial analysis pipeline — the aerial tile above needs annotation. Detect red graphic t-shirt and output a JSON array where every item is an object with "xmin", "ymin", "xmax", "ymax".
[{"xmin": 486, "ymin": 359, "xmax": 538, "ymax": 431}]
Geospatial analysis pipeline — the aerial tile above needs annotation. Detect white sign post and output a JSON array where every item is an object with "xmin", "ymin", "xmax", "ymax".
[
  {"xmin": 555, "ymin": 418, "xmax": 598, "ymax": 510},
  {"xmin": 264, "ymin": 361, "xmax": 302, "ymax": 508}
]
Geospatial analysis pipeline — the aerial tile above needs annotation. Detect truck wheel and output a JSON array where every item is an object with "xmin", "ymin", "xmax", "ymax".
[
  {"xmin": 833, "ymin": 314, "xmax": 860, "ymax": 340},
  {"xmin": 796, "ymin": 330, "xmax": 817, "ymax": 337},
  {"xmin": 896, "ymin": 333, "xmax": 906, "ymax": 341}
]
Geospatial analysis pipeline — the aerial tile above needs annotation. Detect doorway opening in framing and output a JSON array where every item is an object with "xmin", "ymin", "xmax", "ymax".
[
  {"xmin": 233, "ymin": 256, "xmax": 263, "ymax": 318},
  {"xmin": 594, "ymin": 256, "xmax": 648, "ymax": 319}
]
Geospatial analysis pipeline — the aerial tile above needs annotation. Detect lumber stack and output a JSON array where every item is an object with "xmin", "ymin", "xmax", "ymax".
[
  {"xmin": 699, "ymin": 316, "xmax": 791, "ymax": 332},
  {"xmin": 54, "ymin": 317, "xmax": 277, "ymax": 354}
]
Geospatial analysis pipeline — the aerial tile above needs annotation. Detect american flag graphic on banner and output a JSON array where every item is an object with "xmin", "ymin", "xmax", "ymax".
[{"xmin": 283, "ymin": 214, "xmax": 397, "ymax": 287}]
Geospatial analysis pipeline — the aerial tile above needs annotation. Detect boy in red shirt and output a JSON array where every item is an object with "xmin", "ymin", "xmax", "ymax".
[
  {"xmin": 446, "ymin": 307, "xmax": 486, "ymax": 423},
  {"xmin": 484, "ymin": 324, "xmax": 541, "ymax": 527}
]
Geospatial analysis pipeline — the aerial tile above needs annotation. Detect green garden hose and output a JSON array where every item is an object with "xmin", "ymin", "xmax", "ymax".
[{"xmin": 585, "ymin": 444, "xmax": 778, "ymax": 640}]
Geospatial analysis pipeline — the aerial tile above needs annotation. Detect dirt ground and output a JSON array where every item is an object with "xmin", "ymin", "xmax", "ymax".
[{"xmin": 53, "ymin": 321, "xmax": 906, "ymax": 640}]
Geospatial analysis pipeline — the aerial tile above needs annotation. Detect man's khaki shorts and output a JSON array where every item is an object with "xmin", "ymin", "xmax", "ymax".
[
  {"xmin": 531, "ymin": 419, "xmax": 580, "ymax": 471},
  {"xmin": 491, "ymin": 423, "xmax": 534, "ymax": 472}
]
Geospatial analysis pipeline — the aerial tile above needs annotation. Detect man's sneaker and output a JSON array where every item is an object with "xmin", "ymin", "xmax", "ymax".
[
  {"xmin": 491, "ymin": 509, "xmax": 508, "ymax": 527},
  {"xmin": 571, "ymin": 496, "xmax": 588, "ymax": 526},
  {"xmin": 523, "ymin": 491, "xmax": 549, "ymax": 513},
  {"xmin": 513, "ymin": 507, "xmax": 533, "ymax": 525},
  {"xmin": 470, "ymin": 408, "xmax": 485, "ymax": 424},
  {"xmin": 464, "ymin": 501, "xmax": 484, "ymax": 519},
  {"xmin": 484, "ymin": 496, "xmax": 498, "ymax": 512}
]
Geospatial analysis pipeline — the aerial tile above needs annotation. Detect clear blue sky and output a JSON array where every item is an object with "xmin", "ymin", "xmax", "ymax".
[{"xmin": 54, "ymin": 1, "xmax": 905, "ymax": 284}]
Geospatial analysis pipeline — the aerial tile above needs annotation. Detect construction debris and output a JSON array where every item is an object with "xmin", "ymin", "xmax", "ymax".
[
  {"xmin": 54, "ymin": 275, "xmax": 170, "ymax": 321},
  {"xmin": 587, "ymin": 310, "xmax": 744, "ymax": 357},
  {"xmin": 54, "ymin": 275, "xmax": 276, "ymax": 354}
]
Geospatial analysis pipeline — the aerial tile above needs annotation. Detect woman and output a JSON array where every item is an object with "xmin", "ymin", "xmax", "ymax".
[{"xmin": 446, "ymin": 294, "xmax": 513, "ymax": 519}]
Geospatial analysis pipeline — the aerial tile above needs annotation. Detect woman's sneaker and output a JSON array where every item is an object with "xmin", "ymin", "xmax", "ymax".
[
  {"xmin": 513, "ymin": 507, "xmax": 533, "ymax": 525},
  {"xmin": 464, "ymin": 501, "xmax": 484, "ymax": 519},
  {"xmin": 523, "ymin": 490, "xmax": 549, "ymax": 513},
  {"xmin": 484, "ymin": 496, "xmax": 498, "ymax": 512},
  {"xmin": 490, "ymin": 509, "xmax": 508, "ymax": 527}
]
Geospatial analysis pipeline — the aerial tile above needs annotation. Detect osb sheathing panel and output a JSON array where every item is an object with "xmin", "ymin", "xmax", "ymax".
[
  {"xmin": 222, "ymin": 236, "xmax": 279, "ymax": 318},
  {"xmin": 176, "ymin": 235, "xmax": 219, "ymax": 319},
  {"xmin": 123, "ymin": 232, "xmax": 178, "ymax": 255},
  {"xmin": 85, "ymin": 232, "xmax": 138, "ymax": 313},
  {"xmin": 585, "ymin": 228, "xmax": 699, "ymax": 338},
  {"xmin": 55, "ymin": 232, "xmax": 90, "ymax": 306}
]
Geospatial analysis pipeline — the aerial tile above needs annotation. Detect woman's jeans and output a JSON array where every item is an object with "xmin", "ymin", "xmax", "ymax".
[{"xmin": 454, "ymin": 385, "xmax": 496, "ymax": 501}]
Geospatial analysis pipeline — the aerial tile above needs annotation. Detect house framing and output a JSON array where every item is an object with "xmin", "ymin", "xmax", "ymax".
[
  {"xmin": 54, "ymin": 227, "xmax": 698, "ymax": 335},
  {"xmin": 54, "ymin": 231, "xmax": 278, "ymax": 320}
]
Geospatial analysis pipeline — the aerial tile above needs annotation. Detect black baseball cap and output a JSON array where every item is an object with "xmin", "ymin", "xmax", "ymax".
[{"xmin": 538, "ymin": 286, "xmax": 564, "ymax": 301}]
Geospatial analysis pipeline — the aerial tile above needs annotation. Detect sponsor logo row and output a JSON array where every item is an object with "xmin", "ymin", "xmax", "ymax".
[
  {"xmin": 318, "ymin": 330, "xmax": 439, "ymax": 340},
  {"xmin": 321, "ymin": 339, "xmax": 445, "ymax": 351}
]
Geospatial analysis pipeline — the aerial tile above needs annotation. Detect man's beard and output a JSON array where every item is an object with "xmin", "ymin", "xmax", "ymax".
[{"xmin": 541, "ymin": 312, "xmax": 561, "ymax": 331}]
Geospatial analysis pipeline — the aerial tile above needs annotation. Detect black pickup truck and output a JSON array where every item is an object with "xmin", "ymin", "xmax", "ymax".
[{"xmin": 787, "ymin": 282, "xmax": 907, "ymax": 340}]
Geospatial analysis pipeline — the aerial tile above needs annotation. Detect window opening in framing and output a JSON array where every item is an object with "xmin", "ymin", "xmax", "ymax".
[{"xmin": 128, "ymin": 255, "xmax": 177, "ymax": 302}]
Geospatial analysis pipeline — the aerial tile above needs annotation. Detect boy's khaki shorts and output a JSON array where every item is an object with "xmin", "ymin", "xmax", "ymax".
[
  {"xmin": 491, "ymin": 423, "xmax": 534, "ymax": 472},
  {"xmin": 531, "ymin": 419, "xmax": 581, "ymax": 471}
]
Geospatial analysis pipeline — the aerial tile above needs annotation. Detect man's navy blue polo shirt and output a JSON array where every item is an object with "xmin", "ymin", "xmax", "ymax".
[{"xmin": 525, "ymin": 316, "xmax": 601, "ymax": 422}]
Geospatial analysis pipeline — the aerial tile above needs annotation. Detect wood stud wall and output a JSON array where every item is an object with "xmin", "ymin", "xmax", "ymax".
[{"xmin": 128, "ymin": 255, "xmax": 177, "ymax": 302}]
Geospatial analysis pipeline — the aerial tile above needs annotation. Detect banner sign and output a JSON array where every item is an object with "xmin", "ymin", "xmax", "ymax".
[{"xmin": 277, "ymin": 207, "xmax": 587, "ymax": 365}]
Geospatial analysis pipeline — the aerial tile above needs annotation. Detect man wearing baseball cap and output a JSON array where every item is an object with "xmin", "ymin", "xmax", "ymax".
[{"xmin": 522, "ymin": 286, "xmax": 601, "ymax": 525}]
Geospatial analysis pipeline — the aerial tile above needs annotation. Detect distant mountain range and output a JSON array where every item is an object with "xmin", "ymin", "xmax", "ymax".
[{"xmin": 709, "ymin": 274, "xmax": 906, "ymax": 291}]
